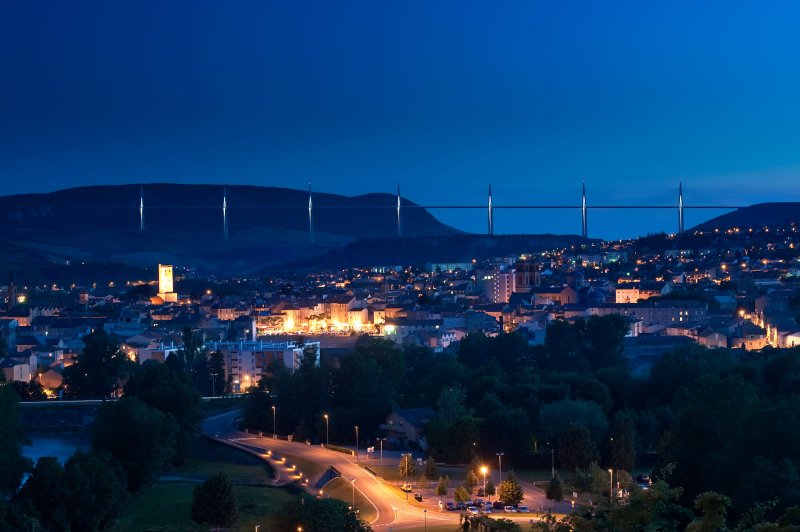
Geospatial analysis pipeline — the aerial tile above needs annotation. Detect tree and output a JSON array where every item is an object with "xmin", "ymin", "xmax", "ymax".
[
  {"xmin": 499, "ymin": 474, "xmax": 524, "ymax": 506},
  {"xmin": 16, "ymin": 457, "xmax": 70, "ymax": 532},
  {"xmin": 191, "ymin": 473, "xmax": 238, "ymax": 529},
  {"xmin": 545, "ymin": 475, "xmax": 564, "ymax": 502},
  {"xmin": 0, "ymin": 385, "xmax": 31, "ymax": 497},
  {"xmin": 267, "ymin": 495, "xmax": 369, "ymax": 531},
  {"xmin": 175, "ymin": 327, "xmax": 209, "ymax": 393},
  {"xmin": 9, "ymin": 381, "xmax": 47, "ymax": 401},
  {"xmin": 455, "ymin": 485, "xmax": 470, "ymax": 504},
  {"xmin": 465, "ymin": 469, "xmax": 479, "ymax": 493},
  {"xmin": 539, "ymin": 399, "xmax": 608, "ymax": 445},
  {"xmin": 425, "ymin": 456, "xmax": 438, "ymax": 480},
  {"xmin": 609, "ymin": 411, "xmax": 637, "ymax": 472},
  {"xmin": 64, "ymin": 450, "xmax": 128, "ymax": 531},
  {"xmin": 486, "ymin": 478, "xmax": 496, "ymax": 498},
  {"xmin": 686, "ymin": 492, "xmax": 731, "ymax": 532},
  {"xmin": 436, "ymin": 476, "xmax": 447, "ymax": 498},
  {"xmin": 92, "ymin": 397, "xmax": 178, "ymax": 491},
  {"xmin": 207, "ymin": 350, "xmax": 226, "ymax": 397},
  {"xmin": 62, "ymin": 329, "xmax": 130, "ymax": 399},
  {"xmin": 399, "ymin": 454, "xmax": 416, "ymax": 479},
  {"xmin": 558, "ymin": 423, "xmax": 597, "ymax": 473},
  {"xmin": 124, "ymin": 360, "xmax": 201, "ymax": 464}
]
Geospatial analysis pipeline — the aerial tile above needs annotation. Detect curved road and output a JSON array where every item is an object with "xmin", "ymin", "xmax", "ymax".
[{"xmin": 203, "ymin": 411, "xmax": 565, "ymax": 530}]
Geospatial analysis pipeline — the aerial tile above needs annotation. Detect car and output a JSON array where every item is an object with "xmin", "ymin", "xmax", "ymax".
[
  {"xmin": 446, "ymin": 502, "xmax": 455, "ymax": 511},
  {"xmin": 400, "ymin": 483, "xmax": 412, "ymax": 492},
  {"xmin": 476, "ymin": 498, "xmax": 484, "ymax": 505},
  {"xmin": 467, "ymin": 506, "xmax": 479, "ymax": 515},
  {"xmin": 504, "ymin": 505, "xmax": 516, "ymax": 513},
  {"xmin": 456, "ymin": 502, "xmax": 466, "ymax": 510},
  {"xmin": 483, "ymin": 508, "xmax": 492, "ymax": 514},
  {"xmin": 414, "ymin": 493, "xmax": 423, "ymax": 502},
  {"xmin": 518, "ymin": 505, "xmax": 529, "ymax": 513},
  {"xmin": 493, "ymin": 501, "xmax": 504, "ymax": 510}
]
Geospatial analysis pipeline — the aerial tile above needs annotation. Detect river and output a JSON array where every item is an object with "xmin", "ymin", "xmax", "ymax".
[{"xmin": 23, "ymin": 435, "xmax": 90, "ymax": 464}]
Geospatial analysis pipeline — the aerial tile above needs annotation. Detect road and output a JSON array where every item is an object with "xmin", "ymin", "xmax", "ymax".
[{"xmin": 203, "ymin": 411, "xmax": 567, "ymax": 530}]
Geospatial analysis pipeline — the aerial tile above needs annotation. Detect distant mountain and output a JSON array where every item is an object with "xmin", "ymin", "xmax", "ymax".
[
  {"xmin": 282, "ymin": 233, "xmax": 594, "ymax": 272},
  {"xmin": 691, "ymin": 202, "xmax": 800, "ymax": 232},
  {"xmin": 0, "ymin": 184, "xmax": 460, "ymax": 276}
]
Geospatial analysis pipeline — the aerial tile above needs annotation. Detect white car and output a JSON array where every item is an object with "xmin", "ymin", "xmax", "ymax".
[
  {"xmin": 504, "ymin": 506, "xmax": 517, "ymax": 513},
  {"xmin": 467, "ymin": 506, "xmax": 479, "ymax": 515}
]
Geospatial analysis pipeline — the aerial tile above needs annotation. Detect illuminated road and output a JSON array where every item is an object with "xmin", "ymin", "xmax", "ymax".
[{"xmin": 203, "ymin": 411, "xmax": 566, "ymax": 530}]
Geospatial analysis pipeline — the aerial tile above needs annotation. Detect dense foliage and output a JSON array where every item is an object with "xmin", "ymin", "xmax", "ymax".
[
  {"xmin": 266, "ymin": 495, "xmax": 371, "ymax": 531},
  {"xmin": 191, "ymin": 473, "xmax": 238, "ymax": 528},
  {"xmin": 242, "ymin": 314, "xmax": 800, "ymax": 524}
]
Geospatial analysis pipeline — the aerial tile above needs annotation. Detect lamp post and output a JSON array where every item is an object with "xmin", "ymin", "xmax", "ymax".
[
  {"xmin": 351, "ymin": 477, "xmax": 357, "ymax": 510},
  {"xmin": 403, "ymin": 453, "xmax": 411, "ymax": 500},
  {"xmin": 324, "ymin": 414, "xmax": 329, "ymax": 447},
  {"xmin": 496, "ymin": 452, "xmax": 504, "ymax": 485},
  {"xmin": 608, "ymin": 469, "xmax": 613, "ymax": 500},
  {"xmin": 424, "ymin": 509, "xmax": 427, "ymax": 531},
  {"xmin": 377, "ymin": 438, "xmax": 386, "ymax": 479},
  {"xmin": 480, "ymin": 466, "xmax": 488, "ymax": 500},
  {"xmin": 210, "ymin": 371, "xmax": 218, "ymax": 397},
  {"xmin": 355, "ymin": 426, "xmax": 359, "ymax": 462},
  {"xmin": 550, "ymin": 448, "xmax": 555, "ymax": 479},
  {"xmin": 272, "ymin": 405, "xmax": 276, "ymax": 439}
]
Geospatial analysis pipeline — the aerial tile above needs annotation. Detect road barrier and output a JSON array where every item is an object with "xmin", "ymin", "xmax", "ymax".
[{"xmin": 323, "ymin": 443, "xmax": 357, "ymax": 457}]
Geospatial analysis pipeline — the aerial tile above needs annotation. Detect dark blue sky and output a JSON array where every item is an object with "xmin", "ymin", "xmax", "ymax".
[{"xmin": 3, "ymin": 1, "xmax": 800, "ymax": 238}]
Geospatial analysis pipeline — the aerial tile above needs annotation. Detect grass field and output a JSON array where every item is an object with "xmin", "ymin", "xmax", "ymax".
[
  {"xmin": 178, "ymin": 437, "xmax": 274, "ymax": 483},
  {"xmin": 110, "ymin": 436, "xmax": 293, "ymax": 531},
  {"xmin": 198, "ymin": 397, "xmax": 242, "ymax": 418},
  {"xmin": 110, "ymin": 482, "xmax": 297, "ymax": 532},
  {"xmin": 321, "ymin": 477, "xmax": 379, "ymax": 523}
]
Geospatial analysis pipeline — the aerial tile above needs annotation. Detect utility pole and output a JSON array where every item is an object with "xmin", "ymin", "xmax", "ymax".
[
  {"xmin": 678, "ymin": 181, "xmax": 684, "ymax": 233},
  {"xmin": 496, "ymin": 452, "xmax": 504, "ymax": 485}
]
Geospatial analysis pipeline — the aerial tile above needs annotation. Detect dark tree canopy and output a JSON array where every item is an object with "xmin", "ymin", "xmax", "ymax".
[
  {"xmin": 191, "ymin": 473, "xmax": 238, "ymax": 529},
  {"xmin": 92, "ymin": 397, "xmax": 178, "ymax": 492}
]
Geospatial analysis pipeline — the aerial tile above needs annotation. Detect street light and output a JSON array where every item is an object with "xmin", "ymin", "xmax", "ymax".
[
  {"xmin": 496, "ymin": 452, "xmax": 504, "ymax": 485},
  {"xmin": 424, "ymin": 509, "xmax": 427, "ymax": 531},
  {"xmin": 323, "ymin": 414, "xmax": 329, "ymax": 446},
  {"xmin": 351, "ymin": 477, "xmax": 357, "ymax": 510},
  {"xmin": 480, "ymin": 465, "xmax": 488, "ymax": 500},
  {"xmin": 403, "ymin": 453, "xmax": 412, "ymax": 500},
  {"xmin": 272, "ymin": 405, "xmax": 276, "ymax": 439},
  {"xmin": 355, "ymin": 425, "xmax": 359, "ymax": 462},
  {"xmin": 608, "ymin": 469, "xmax": 613, "ymax": 500},
  {"xmin": 377, "ymin": 437, "xmax": 386, "ymax": 479}
]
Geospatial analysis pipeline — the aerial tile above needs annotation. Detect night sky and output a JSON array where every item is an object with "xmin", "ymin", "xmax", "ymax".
[{"xmin": 3, "ymin": 1, "xmax": 800, "ymax": 238}]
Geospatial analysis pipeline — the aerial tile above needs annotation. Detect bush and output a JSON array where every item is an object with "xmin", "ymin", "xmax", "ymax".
[
  {"xmin": 546, "ymin": 475, "xmax": 564, "ymax": 502},
  {"xmin": 191, "ymin": 473, "xmax": 238, "ymax": 528}
]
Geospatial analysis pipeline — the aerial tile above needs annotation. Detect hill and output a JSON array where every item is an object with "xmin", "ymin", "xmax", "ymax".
[
  {"xmin": 691, "ymin": 202, "xmax": 800, "ymax": 232},
  {"xmin": 0, "ymin": 184, "xmax": 460, "ymax": 277},
  {"xmin": 281, "ymin": 233, "xmax": 594, "ymax": 272}
]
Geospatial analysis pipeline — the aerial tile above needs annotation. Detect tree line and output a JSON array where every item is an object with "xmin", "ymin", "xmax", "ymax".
[{"xmin": 243, "ymin": 314, "xmax": 800, "ymax": 527}]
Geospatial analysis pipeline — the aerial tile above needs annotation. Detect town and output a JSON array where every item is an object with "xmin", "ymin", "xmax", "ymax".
[{"xmin": 2, "ymin": 223, "xmax": 799, "ymax": 393}]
